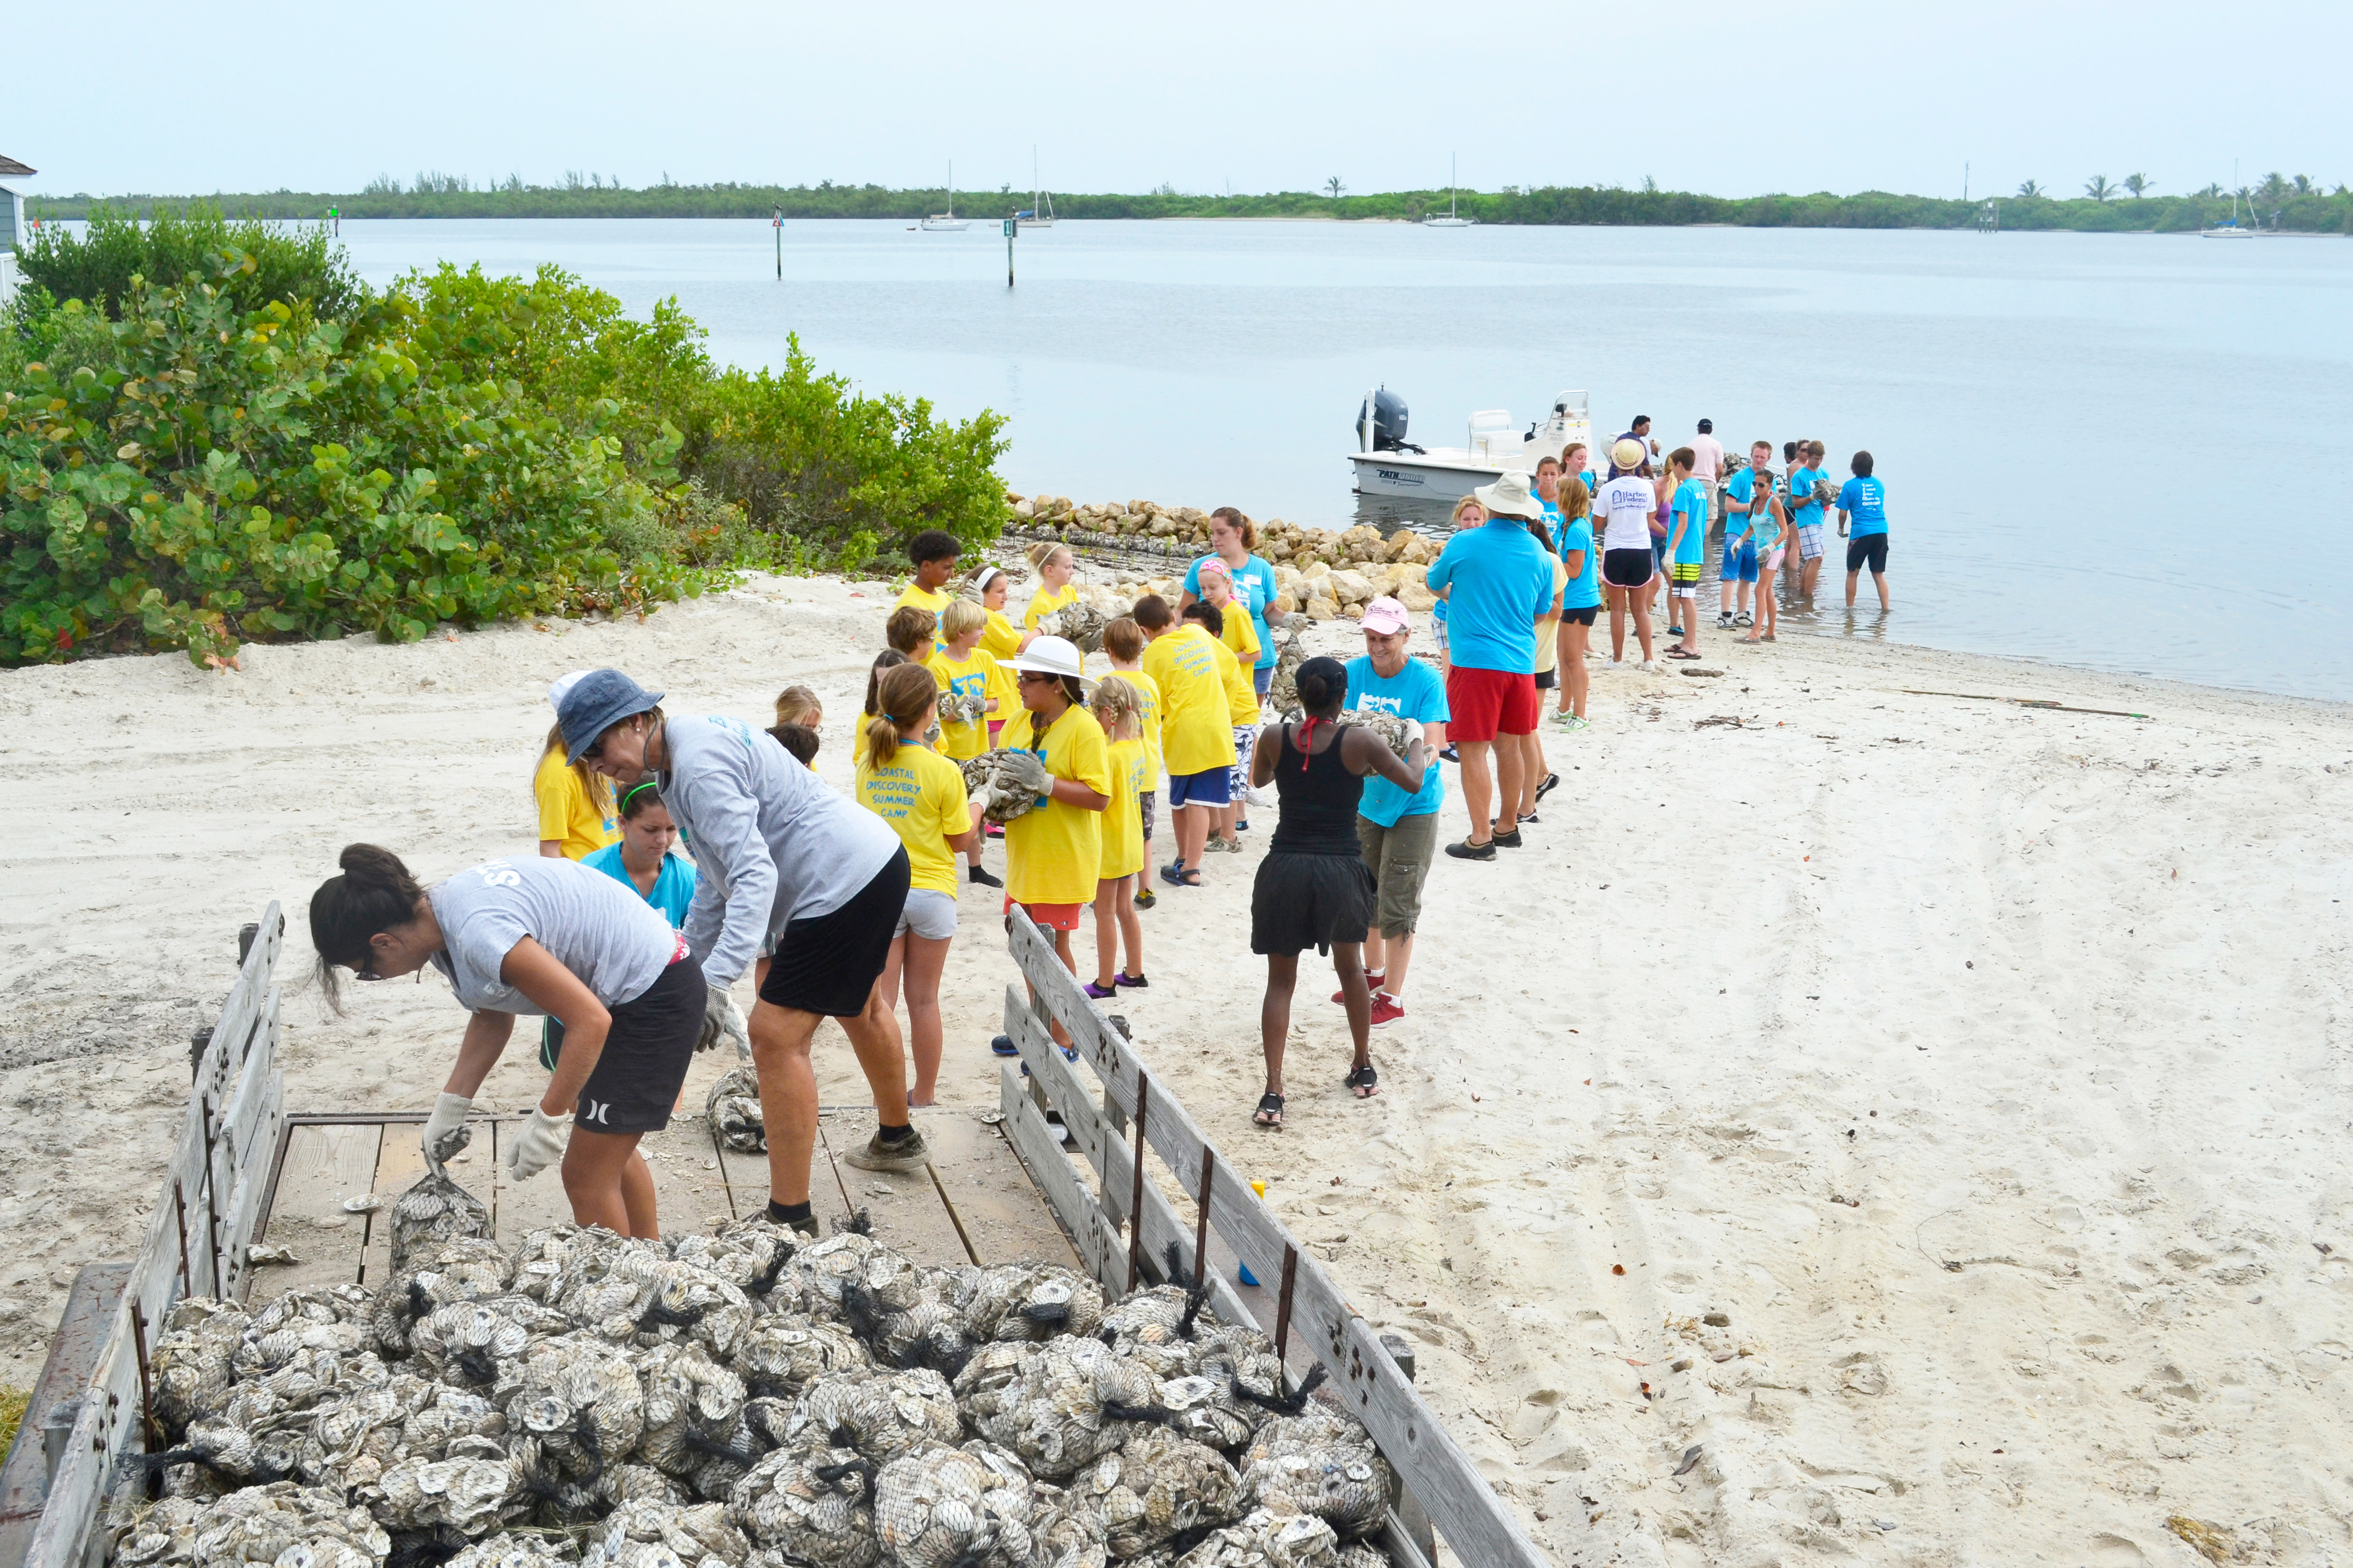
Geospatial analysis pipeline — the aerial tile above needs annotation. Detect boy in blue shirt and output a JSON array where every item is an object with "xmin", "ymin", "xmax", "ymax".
[
  {"xmin": 1836, "ymin": 450, "xmax": 1890, "ymax": 612},
  {"xmin": 1662, "ymin": 448, "xmax": 1710, "ymax": 658},
  {"xmin": 1718, "ymin": 441, "xmax": 1773, "ymax": 629}
]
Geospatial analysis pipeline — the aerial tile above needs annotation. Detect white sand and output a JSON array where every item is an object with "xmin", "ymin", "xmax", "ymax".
[{"xmin": 3, "ymin": 573, "xmax": 2348, "ymax": 1566}]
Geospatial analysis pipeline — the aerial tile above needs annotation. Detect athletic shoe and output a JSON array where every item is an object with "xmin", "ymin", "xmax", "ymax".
[
  {"xmin": 1639, "ymin": 660, "xmax": 1659, "ymax": 673},
  {"xmin": 1444, "ymin": 838, "xmax": 1497, "ymax": 861},
  {"xmin": 1134, "ymin": 888, "xmax": 1157, "ymax": 910},
  {"xmin": 843, "ymin": 1129, "xmax": 931, "ymax": 1172},
  {"xmin": 1082, "ymin": 980, "xmax": 1117, "ymax": 1000},
  {"xmin": 1233, "ymin": 819, "xmax": 1251, "ymax": 832},
  {"xmin": 1245, "ymin": 785, "xmax": 1275, "ymax": 807},
  {"xmin": 1493, "ymin": 828, "xmax": 1524, "ymax": 849},
  {"xmin": 1716, "ymin": 612, "xmax": 1733, "ymax": 628},
  {"xmin": 990, "ymin": 1035, "xmax": 1019, "ymax": 1056},
  {"xmin": 1438, "ymin": 745, "xmax": 1460, "ymax": 764},
  {"xmin": 1115, "ymin": 972, "xmax": 1150, "ymax": 989},
  {"xmin": 1535, "ymin": 771, "xmax": 1560, "ymax": 802},
  {"xmin": 1368, "ymin": 993, "xmax": 1406, "ymax": 1027},
  {"xmin": 1563, "ymin": 714, "xmax": 1591, "ymax": 732},
  {"xmin": 968, "ymin": 865, "xmax": 1002, "ymax": 888},
  {"xmin": 1518, "ymin": 810, "xmax": 1540, "ymax": 824},
  {"xmin": 1667, "ymin": 625, "xmax": 1684, "ymax": 637},
  {"xmin": 1332, "ymin": 972, "xmax": 1385, "ymax": 1005}
]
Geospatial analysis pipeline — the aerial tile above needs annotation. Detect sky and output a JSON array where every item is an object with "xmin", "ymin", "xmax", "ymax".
[{"xmin": 5, "ymin": 0, "xmax": 2346, "ymax": 201}]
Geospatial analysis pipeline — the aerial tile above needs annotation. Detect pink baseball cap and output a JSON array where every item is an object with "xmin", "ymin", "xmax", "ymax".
[{"xmin": 1360, "ymin": 596, "xmax": 1410, "ymax": 635}]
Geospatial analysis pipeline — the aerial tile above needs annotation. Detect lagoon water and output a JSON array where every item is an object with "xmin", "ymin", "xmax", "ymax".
[{"xmin": 334, "ymin": 218, "xmax": 2353, "ymax": 702}]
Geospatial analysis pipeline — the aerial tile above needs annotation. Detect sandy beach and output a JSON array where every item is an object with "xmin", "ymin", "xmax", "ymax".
[{"xmin": 3, "ymin": 573, "xmax": 2347, "ymax": 1567}]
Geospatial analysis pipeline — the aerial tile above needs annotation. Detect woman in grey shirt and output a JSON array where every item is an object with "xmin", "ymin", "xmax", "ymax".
[
  {"xmin": 308, "ymin": 844, "xmax": 703, "ymax": 1238},
  {"xmin": 562, "ymin": 670, "xmax": 920, "ymax": 1238}
]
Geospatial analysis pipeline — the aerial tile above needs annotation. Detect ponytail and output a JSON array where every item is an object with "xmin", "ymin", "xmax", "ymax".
[
  {"xmin": 1025, "ymin": 540, "xmax": 1070, "ymax": 575},
  {"xmin": 310, "ymin": 844, "xmax": 427, "ymax": 1011},
  {"xmin": 866, "ymin": 662, "xmax": 940, "ymax": 768}
]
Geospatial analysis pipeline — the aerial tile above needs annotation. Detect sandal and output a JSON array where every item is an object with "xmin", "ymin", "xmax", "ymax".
[
  {"xmin": 1160, "ymin": 862, "xmax": 1200, "ymax": 887},
  {"xmin": 1665, "ymin": 648, "xmax": 1702, "ymax": 660},
  {"xmin": 1253, "ymin": 1092, "xmax": 1284, "ymax": 1129},
  {"xmin": 1345, "ymin": 1064, "xmax": 1379, "ymax": 1098}
]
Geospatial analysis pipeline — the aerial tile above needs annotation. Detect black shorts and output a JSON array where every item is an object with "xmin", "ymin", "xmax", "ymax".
[
  {"xmin": 1847, "ymin": 535, "xmax": 1889, "ymax": 574},
  {"xmin": 758, "ymin": 847, "xmax": 911, "ymax": 1016},
  {"xmin": 1534, "ymin": 668, "xmax": 1557, "ymax": 690},
  {"xmin": 1250, "ymin": 850, "xmax": 1376, "ymax": 957},
  {"xmin": 572, "ymin": 956, "xmax": 701, "ymax": 1135},
  {"xmin": 1602, "ymin": 549, "xmax": 1654, "ymax": 588},
  {"xmin": 1560, "ymin": 605, "xmax": 1599, "ymax": 627}
]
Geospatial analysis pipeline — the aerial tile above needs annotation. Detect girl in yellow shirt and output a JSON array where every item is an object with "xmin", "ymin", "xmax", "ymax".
[
  {"xmin": 966, "ymin": 566, "xmax": 1028, "ymax": 749},
  {"xmin": 926, "ymin": 600, "xmax": 1004, "ymax": 888},
  {"xmin": 534, "ymin": 728, "xmax": 618, "ymax": 860},
  {"xmin": 997, "ymin": 636, "xmax": 1112, "ymax": 1047},
  {"xmin": 1100, "ymin": 617, "xmax": 1163, "ymax": 907},
  {"xmin": 1021, "ymin": 541, "xmax": 1081, "ymax": 635},
  {"xmin": 1189, "ymin": 578, "xmax": 1264, "ymax": 851},
  {"xmin": 1084, "ymin": 676, "xmax": 1149, "ymax": 999},
  {"xmin": 855, "ymin": 662, "xmax": 978, "ymax": 1108}
]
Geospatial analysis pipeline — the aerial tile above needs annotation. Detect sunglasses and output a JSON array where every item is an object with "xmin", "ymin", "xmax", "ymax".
[{"xmin": 1016, "ymin": 671, "xmax": 1061, "ymax": 685}]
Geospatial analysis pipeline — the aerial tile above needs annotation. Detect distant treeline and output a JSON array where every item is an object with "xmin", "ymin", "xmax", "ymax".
[{"xmin": 27, "ymin": 181, "xmax": 2353, "ymax": 234}]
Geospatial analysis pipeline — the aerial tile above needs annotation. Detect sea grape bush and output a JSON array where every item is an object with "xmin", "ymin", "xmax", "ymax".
[{"xmin": 0, "ymin": 249, "xmax": 1008, "ymax": 667}]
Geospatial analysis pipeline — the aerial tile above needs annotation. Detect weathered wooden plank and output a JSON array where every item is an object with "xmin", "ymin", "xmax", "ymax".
[
  {"xmin": 359, "ymin": 1121, "xmax": 432, "ymax": 1287},
  {"xmin": 220, "ymin": 1074, "xmax": 286, "ymax": 1304},
  {"xmin": 0, "ymin": 1264, "xmax": 128, "ymax": 1568},
  {"xmin": 998, "ymin": 1069, "xmax": 1120, "ymax": 1286},
  {"xmin": 918, "ymin": 1110, "xmax": 1077, "ymax": 1270},
  {"xmin": 811, "ymin": 1109, "xmax": 975, "ymax": 1266},
  {"xmin": 1005, "ymin": 912, "xmax": 1551, "ymax": 1568},
  {"xmin": 256, "ymin": 1123, "xmax": 379, "ymax": 1293}
]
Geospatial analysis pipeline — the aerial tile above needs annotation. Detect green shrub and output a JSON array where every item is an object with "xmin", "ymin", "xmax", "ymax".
[{"xmin": 18, "ymin": 203, "xmax": 364, "ymax": 322}]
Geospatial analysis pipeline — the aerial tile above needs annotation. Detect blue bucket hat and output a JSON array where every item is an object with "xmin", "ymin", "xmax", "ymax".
[{"xmin": 559, "ymin": 669, "xmax": 665, "ymax": 765}]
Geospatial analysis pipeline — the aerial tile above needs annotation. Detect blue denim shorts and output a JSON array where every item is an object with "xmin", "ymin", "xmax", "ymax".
[{"xmin": 1721, "ymin": 540, "xmax": 1759, "ymax": 584}]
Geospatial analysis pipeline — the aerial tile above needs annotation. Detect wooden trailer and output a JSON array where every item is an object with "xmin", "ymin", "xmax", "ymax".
[{"xmin": 0, "ymin": 905, "xmax": 1552, "ymax": 1568}]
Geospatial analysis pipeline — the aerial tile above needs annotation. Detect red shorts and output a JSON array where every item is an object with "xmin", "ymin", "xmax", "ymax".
[
  {"xmin": 1005, "ymin": 896, "xmax": 1085, "ymax": 932},
  {"xmin": 1444, "ymin": 666, "xmax": 1540, "ymax": 742}
]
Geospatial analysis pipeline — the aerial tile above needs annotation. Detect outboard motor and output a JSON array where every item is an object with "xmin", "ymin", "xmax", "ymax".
[{"xmin": 1356, "ymin": 387, "xmax": 1422, "ymax": 454}]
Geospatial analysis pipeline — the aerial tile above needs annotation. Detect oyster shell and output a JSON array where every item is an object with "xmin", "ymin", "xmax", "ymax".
[{"xmin": 704, "ymin": 1067, "xmax": 766, "ymax": 1155}]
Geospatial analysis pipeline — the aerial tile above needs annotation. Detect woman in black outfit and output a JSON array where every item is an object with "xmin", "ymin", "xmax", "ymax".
[{"xmin": 1247, "ymin": 657, "xmax": 1427, "ymax": 1128}]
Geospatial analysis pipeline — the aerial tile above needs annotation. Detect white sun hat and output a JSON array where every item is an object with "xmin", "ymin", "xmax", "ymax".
[
  {"xmin": 1471, "ymin": 470, "xmax": 1544, "ymax": 521},
  {"xmin": 1001, "ymin": 635, "xmax": 1092, "ymax": 688}
]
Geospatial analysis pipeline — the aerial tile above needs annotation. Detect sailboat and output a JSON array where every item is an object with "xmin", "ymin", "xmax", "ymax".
[
  {"xmin": 1423, "ymin": 154, "xmax": 1473, "ymax": 228},
  {"xmin": 2203, "ymin": 160, "xmax": 2255, "ymax": 239},
  {"xmin": 1017, "ymin": 147, "xmax": 1056, "ymax": 230},
  {"xmin": 920, "ymin": 162, "xmax": 970, "ymax": 232}
]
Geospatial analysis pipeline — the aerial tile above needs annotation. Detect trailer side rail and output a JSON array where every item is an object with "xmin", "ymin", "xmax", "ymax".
[
  {"xmin": 997, "ymin": 909, "xmax": 1548, "ymax": 1568},
  {"xmin": 18, "ymin": 907, "xmax": 284, "ymax": 1568}
]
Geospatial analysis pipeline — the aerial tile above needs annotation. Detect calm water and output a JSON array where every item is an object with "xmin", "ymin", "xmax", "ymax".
[{"xmin": 332, "ymin": 218, "xmax": 2353, "ymax": 702}]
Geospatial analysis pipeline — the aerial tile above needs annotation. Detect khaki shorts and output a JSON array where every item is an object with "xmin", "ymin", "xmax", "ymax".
[{"xmin": 1356, "ymin": 810, "xmax": 1439, "ymax": 939}]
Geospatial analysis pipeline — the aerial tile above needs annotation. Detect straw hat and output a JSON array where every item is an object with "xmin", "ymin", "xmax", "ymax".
[
  {"xmin": 1471, "ymin": 470, "xmax": 1543, "ymax": 521},
  {"xmin": 1612, "ymin": 438, "xmax": 1646, "ymax": 470}
]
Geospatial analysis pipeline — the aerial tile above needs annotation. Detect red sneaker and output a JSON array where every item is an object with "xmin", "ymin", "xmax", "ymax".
[
  {"xmin": 1367, "ymin": 993, "xmax": 1406, "ymax": 1027},
  {"xmin": 1331, "ymin": 973, "xmax": 1384, "ymax": 1005}
]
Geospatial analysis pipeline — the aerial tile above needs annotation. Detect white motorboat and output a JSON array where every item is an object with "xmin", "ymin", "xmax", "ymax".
[
  {"xmin": 1347, "ymin": 387, "xmax": 1593, "ymax": 501},
  {"xmin": 921, "ymin": 161, "xmax": 971, "ymax": 231},
  {"xmin": 1423, "ymin": 155, "xmax": 1473, "ymax": 228},
  {"xmin": 1018, "ymin": 148, "xmax": 1055, "ymax": 230}
]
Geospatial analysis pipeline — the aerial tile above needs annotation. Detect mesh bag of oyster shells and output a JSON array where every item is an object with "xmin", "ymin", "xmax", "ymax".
[
  {"xmin": 1264, "ymin": 625, "xmax": 1309, "ymax": 719},
  {"xmin": 728, "ymin": 1440, "xmax": 881, "ymax": 1568},
  {"xmin": 670, "ymin": 1217, "xmax": 801, "ymax": 1305},
  {"xmin": 1066, "ymin": 1426, "xmax": 1239, "ymax": 1558},
  {"xmin": 957, "ymin": 751, "xmax": 1044, "ymax": 826},
  {"xmin": 149, "ymin": 1299, "xmax": 251, "ymax": 1439},
  {"xmin": 1172, "ymin": 1505, "xmax": 1345, "ymax": 1568},
  {"xmin": 704, "ymin": 1066, "xmax": 766, "ymax": 1154},
  {"xmin": 1034, "ymin": 601, "xmax": 1107, "ymax": 652},
  {"xmin": 128, "ymin": 1481, "xmax": 392, "ymax": 1568},
  {"xmin": 358, "ymin": 1450, "xmax": 520, "ymax": 1534},
  {"xmin": 735, "ymin": 1314, "xmax": 872, "ymax": 1402},
  {"xmin": 873, "ymin": 1439, "xmax": 1045, "ymax": 1568},
  {"xmin": 1236, "ymin": 1409, "xmax": 1395, "ymax": 1540},
  {"xmin": 956, "ymin": 1335, "xmax": 1162, "ymax": 1480},
  {"xmin": 1332, "ymin": 709, "xmax": 1412, "ymax": 759},
  {"xmin": 788, "ymin": 1368, "xmax": 962, "ymax": 1464},
  {"xmin": 960, "ymin": 1264, "xmax": 1105, "ymax": 1345},
  {"xmin": 373, "ymin": 1236, "xmax": 515, "ymax": 1358}
]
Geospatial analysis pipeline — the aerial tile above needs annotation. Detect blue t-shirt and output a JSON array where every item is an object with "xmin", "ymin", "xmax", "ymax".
[
  {"xmin": 1838, "ymin": 476, "xmax": 1887, "ymax": 538},
  {"xmin": 1344, "ymin": 656, "xmax": 1449, "ymax": 826},
  {"xmin": 1787, "ymin": 466, "xmax": 1824, "ymax": 528},
  {"xmin": 1183, "ymin": 554, "xmax": 1281, "ymax": 669},
  {"xmin": 1423, "ymin": 521, "xmax": 1558, "ymax": 674},
  {"xmin": 1724, "ymin": 469, "xmax": 1764, "ymax": 540},
  {"xmin": 1670, "ymin": 480, "xmax": 1709, "ymax": 566},
  {"xmin": 581, "ymin": 842, "xmax": 697, "ymax": 930},
  {"xmin": 1558, "ymin": 518, "xmax": 1602, "ymax": 610},
  {"xmin": 1537, "ymin": 496, "xmax": 1563, "ymax": 550}
]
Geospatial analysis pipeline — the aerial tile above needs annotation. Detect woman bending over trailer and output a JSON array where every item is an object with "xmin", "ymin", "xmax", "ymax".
[{"xmin": 308, "ymin": 844, "xmax": 704, "ymax": 1238}]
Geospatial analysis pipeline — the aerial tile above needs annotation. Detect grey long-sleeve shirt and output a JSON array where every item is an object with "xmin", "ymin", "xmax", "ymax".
[{"xmin": 657, "ymin": 714, "xmax": 902, "ymax": 987}]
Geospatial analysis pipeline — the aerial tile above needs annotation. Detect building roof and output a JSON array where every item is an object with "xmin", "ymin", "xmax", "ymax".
[{"xmin": 0, "ymin": 156, "xmax": 34, "ymax": 177}]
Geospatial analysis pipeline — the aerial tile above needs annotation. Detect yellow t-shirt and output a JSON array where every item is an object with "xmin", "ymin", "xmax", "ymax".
[
  {"xmin": 1023, "ymin": 581, "xmax": 1079, "ymax": 632},
  {"xmin": 1533, "ymin": 557, "xmax": 1570, "ymax": 676},
  {"xmin": 926, "ymin": 645, "xmax": 999, "ymax": 761},
  {"xmin": 978, "ymin": 610, "xmax": 1023, "ymax": 720},
  {"xmin": 894, "ymin": 583, "xmax": 955, "ymax": 646},
  {"xmin": 1142, "ymin": 625, "xmax": 1246, "ymax": 777},
  {"xmin": 999, "ymin": 705, "xmax": 1113, "ymax": 906},
  {"xmin": 855, "ymin": 742, "xmax": 971, "ymax": 898},
  {"xmin": 1100, "ymin": 737, "xmax": 1148, "ymax": 880},
  {"xmin": 1106, "ymin": 667, "xmax": 1164, "ymax": 786},
  {"xmin": 1215, "ymin": 604, "xmax": 1260, "ymax": 667},
  {"xmin": 533, "ymin": 750, "xmax": 618, "ymax": 860}
]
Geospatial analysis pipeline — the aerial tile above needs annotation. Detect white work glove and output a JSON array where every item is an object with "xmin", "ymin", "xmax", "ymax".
[
  {"xmin": 997, "ymin": 747, "xmax": 1051, "ymax": 803},
  {"xmin": 421, "ymin": 1092, "xmax": 472, "ymax": 1169},
  {"xmin": 699, "ymin": 983, "xmax": 751, "ymax": 1059},
  {"xmin": 505, "ymin": 1106, "xmax": 569, "ymax": 1183}
]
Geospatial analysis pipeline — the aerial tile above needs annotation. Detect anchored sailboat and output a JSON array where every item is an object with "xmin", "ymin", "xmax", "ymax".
[
  {"xmin": 1017, "ymin": 147, "xmax": 1056, "ymax": 230},
  {"xmin": 1423, "ymin": 155, "xmax": 1473, "ymax": 228},
  {"xmin": 921, "ymin": 161, "xmax": 971, "ymax": 232}
]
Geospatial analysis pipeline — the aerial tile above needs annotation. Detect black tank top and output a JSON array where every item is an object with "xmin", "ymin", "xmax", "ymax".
[{"xmin": 1268, "ymin": 722, "xmax": 1365, "ymax": 856}]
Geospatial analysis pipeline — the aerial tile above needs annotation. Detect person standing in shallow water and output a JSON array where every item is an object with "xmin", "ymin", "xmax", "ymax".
[
  {"xmin": 562, "ymin": 668, "xmax": 922, "ymax": 1239},
  {"xmin": 1247, "ymin": 657, "xmax": 1427, "ymax": 1129},
  {"xmin": 309, "ymin": 844, "xmax": 703, "ymax": 1239}
]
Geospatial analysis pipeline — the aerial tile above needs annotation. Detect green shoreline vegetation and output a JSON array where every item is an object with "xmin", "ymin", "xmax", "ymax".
[
  {"xmin": 25, "ymin": 172, "xmax": 2353, "ymax": 233},
  {"xmin": 1, "ymin": 208, "xmax": 1009, "ymax": 668}
]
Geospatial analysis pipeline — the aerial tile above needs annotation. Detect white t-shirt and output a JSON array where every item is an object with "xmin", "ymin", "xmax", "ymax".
[
  {"xmin": 428, "ymin": 856, "xmax": 677, "ymax": 1015},
  {"xmin": 1598, "ymin": 476, "xmax": 1659, "ymax": 554},
  {"xmin": 1689, "ymin": 434, "xmax": 1723, "ymax": 484}
]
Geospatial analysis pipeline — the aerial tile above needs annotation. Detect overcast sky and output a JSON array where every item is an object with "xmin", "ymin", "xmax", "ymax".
[{"xmin": 7, "ymin": 0, "xmax": 2345, "ymax": 201}]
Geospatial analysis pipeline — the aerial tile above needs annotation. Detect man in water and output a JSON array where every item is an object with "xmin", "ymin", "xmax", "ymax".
[
  {"xmin": 1609, "ymin": 415, "xmax": 1658, "ymax": 478},
  {"xmin": 1837, "ymin": 450, "xmax": 1890, "ymax": 613}
]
